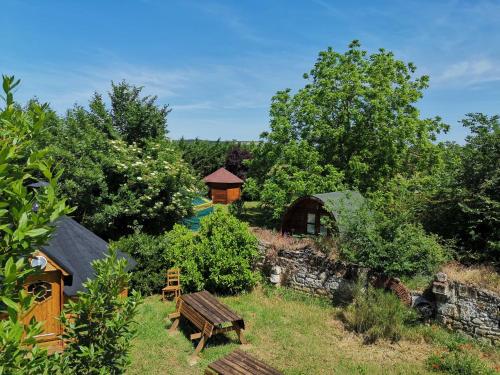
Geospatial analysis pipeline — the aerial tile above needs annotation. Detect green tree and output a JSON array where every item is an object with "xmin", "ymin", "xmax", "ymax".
[
  {"xmin": 59, "ymin": 249, "xmax": 141, "ymax": 375},
  {"xmin": 36, "ymin": 97, "xmax": 198, "ymax": 239},
  {"xmin": 0, "ymin": 75, "xmax": 73, "ymax": 374},
  {"xmin": 250, "ymin": 41, "xmax": 447, "ymax": 192},
  {"xmin": 109, "ymin": 81, "xmax": 170, "ymax": 146},
  {"xmin": 425, "ymin": 114, "xmax": 499, "ymax": 264},
  {"xmin": 257, "ymin": 141, "xmax": 344, "ymax": 219},
  {"xmin": 176, "ymin": 138, "xmax": 238, "ymax": 178},
  {"xmin": 458, "ymin": 113, "xmax": 499, "ymax": 262}
]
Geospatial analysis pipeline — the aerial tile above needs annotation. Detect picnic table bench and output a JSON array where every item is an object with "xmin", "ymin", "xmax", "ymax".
[
  {"xmin": 168, "ymin": 291, "xmax": 247, "ymax": 358},
  {"xmin": 205, "ymin": 350, "xmax": 283, "ymax": 375}
]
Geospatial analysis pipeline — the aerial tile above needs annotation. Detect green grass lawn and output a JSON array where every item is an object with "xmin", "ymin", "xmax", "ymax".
[
  {"xmin": 127, "ymin": 286, "xmax": 499, "ymax": 375},
  {"xmin": 239, "ymin": 201, "xmax": 277, "ymax": 229}
]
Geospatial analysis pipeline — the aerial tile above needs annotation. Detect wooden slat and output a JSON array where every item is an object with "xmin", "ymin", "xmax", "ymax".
[
  {"xmin": 207, "ymin": 350, "xmax": 283, "ymax": 375},
  {"xmin": 229, "ymin": 351, "xmax": 282, "ymax": 375},
  {"xmin": 182, "ymin": 293, "xmax": 222, "ymax": 324},
  {"xmin": 197, "ymin": 291, "xmax": 242, "ymax": 322},
  {"xmin": 182, "ymin": 291, "xmax": 242, "ymax": 325},
  {"xmin": 180, "ymin": 302, "xmax": 207, "ymax": 331},
  {"xmin": 168, "ymin": 312, "xmax": 180, "ymax": 319},
  {"xmin": 223, "ymin": 351, "xmax": 274, "ymax": 375}
]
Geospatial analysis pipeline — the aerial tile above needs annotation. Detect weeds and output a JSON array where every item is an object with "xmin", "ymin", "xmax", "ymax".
[
  {"xmin": 427, "ymin": 345, "xmax": 498, "ymax": 374},
  {"xmin": 340, "ymin": 283, "xmax": 418, "ymax": 344}
]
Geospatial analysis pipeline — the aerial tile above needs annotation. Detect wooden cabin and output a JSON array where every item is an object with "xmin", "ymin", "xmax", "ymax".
[
  {"xmin": 19, "ymin": 216, "xmax": 135, "ymax": 351},
  {"xmin": 281, "ymin": 191, "xmax": 364, "ymax": 236},
  {"xmin": 203, "ymin": 167, "xmax": 243, "ymax": 204}
]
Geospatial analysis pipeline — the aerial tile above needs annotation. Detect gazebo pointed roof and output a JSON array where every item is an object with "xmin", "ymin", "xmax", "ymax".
[{"xmin": 203, "ymin": 167, "xmax": 243, "ymax": 184}]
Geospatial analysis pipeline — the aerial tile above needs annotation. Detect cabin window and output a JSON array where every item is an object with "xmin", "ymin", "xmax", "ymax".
[
  {"xmin": 319, "ymin": 215, "xmax": 328, "ymax": 236},
  {"xmin": 28, "ymin": 281, "xmax": 52, "ymax": 303},
  {"xmin": 307, "ymin": 213, "xmax": 316, "ymax": 234}
]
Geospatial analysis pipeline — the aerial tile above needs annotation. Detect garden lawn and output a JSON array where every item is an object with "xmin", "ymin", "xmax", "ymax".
[{"xmin": 128, "ymin": 287, "xmax": 499, "ymax": 375}]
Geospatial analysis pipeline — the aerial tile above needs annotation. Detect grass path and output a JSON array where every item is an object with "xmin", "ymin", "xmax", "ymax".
[{"xmin": 128, "ymin": 287, "xmax": 457, "ymax": 374}]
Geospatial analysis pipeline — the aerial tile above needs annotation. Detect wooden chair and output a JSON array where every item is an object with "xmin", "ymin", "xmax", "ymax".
[{"xmin": 162, "ymin": 268, "xmax": 181, "ymax": 302}]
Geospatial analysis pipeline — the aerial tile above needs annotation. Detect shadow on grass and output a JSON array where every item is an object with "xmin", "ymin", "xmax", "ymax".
[
  {"xmin": 166, "ymin": 317, "xmax": 236, "ymax": 350},
  {"xmin": 239, "ymin": 202, "xmax": 278, "ymax": 229}
]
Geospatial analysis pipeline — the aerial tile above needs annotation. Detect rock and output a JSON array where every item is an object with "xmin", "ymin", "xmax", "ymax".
[
  {"xmin": 472, "ymin": 318, "xmax": 483, "ymax": 325},
  {"xmin": 435, "ymin": 272, "xmax": 448, "ymax": 282}
]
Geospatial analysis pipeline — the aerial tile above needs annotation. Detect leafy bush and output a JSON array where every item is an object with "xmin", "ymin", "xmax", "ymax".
[
  {"xmin": 228, "ymin": 199, "xmax": 244, "ymax": 217},
  {"xmin": 60, "ymin": 249, "xmax": 141, "ymax": 374},
  {"xmin": 165, "ymin": 225, "xmax": 204, "ymax": 292},
  {"xmin": 327, "ymin": 196, "xmax": 449, "ymax": 277},
  {"xmin": 113, "ymin": 233, "xmax": 171, "ymax": 295},
  {"xmin": 197, "ymin": 208, "xmax": 259, "ymax": 293},
  {"xmin": 341, "ymin": 284, "xmax": 418, "ymax": 344},
  {"xmin": 427, "ymin": 345, "xmax": 497, "ymax": 375},
  {"xmin": 118, "ymin": 209, "xmax": 258, "ymax": 295},
  {"xmin": 0, "ymin": 75, "xmax": 73, "ymax": 375}
]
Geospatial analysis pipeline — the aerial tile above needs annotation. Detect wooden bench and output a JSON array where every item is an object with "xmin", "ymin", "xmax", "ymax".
[
  {"xmin": 168, "ymin": 291, "xmax": 246, "ymax": 358},
  {"xmin": 205, "ymin": 349, "xmax": 283, "ymax": 375}
]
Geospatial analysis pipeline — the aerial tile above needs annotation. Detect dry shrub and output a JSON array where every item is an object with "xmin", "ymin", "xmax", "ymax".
[
  {"xmin": 252, "ymin": 228, "xmax": 340, "ymax": 261},
  {"xmin": 440, "ymin": 262, "xmax": 500, "ymax": 294},
  {"xmin": 252, "ymin": 228, "xmax": 314, "ymax": 251}
]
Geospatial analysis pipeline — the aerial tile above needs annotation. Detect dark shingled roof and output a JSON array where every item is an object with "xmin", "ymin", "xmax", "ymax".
[
  {"xmin": 203, "ymin": 167, "xmax": 243, "ymax": 184},
  {"xmin": 41, "ymin": 217, "xmax": 136, "ymax": 296}
]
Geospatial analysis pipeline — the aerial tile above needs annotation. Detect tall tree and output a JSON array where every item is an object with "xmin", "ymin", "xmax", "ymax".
[
  {"xmin": 250, "ymin": 41, "xmax": 447, "ymax": 192},
  {"xmin": 36, "ymin": 88, "xmax": 197, "ymax": 240},
  {"xmin": 225, "ymin": 144, "xmax": 252, "ymax": 179},
  {"xmin": 110, "ymin": 81, "xmax": 170, "ymax": 146}
]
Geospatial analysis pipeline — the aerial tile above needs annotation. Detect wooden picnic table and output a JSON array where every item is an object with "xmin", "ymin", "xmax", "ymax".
[
  {"xmin": 168, "ymin": 290, "xmax": 247, "ymax": 358},
  {"xmin": 205, "ymin": 349, "xmax": 283, "ymax": 375}
]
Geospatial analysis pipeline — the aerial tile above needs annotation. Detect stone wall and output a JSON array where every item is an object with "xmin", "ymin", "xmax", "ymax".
[
  {"xmin": 433, "ymin": 276, "xmax": 500, "ymax": 344},
  {"xmin": 258, "ymin": 241, "xmax": 500, "ymax": 344},
  {"xmin": 258, "ymin": 242, "xmax": 365, "ymax": 304}
]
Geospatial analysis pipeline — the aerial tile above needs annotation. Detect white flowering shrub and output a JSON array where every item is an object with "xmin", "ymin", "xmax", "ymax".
[{"xmin": 37, "ymin": 98, "xmax": 201, "ymax": 239}]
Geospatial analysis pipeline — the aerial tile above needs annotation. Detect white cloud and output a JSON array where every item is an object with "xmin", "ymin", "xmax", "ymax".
[{"xmin": 435, "ymin": 58, "xmax": 500, "ymax": 86}]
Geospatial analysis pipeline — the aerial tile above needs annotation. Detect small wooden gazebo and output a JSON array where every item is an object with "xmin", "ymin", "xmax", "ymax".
[{"xmin": 203, "ymin": 167, "xmax": 243, "ymax": 204}]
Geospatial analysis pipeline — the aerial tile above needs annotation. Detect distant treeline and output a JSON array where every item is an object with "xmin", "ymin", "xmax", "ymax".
[{"xmin": 174, "ymin": 138, "xmax": 254, "ymax": 179}]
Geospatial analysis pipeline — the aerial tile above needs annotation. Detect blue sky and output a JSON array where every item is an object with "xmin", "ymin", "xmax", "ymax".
[{"xmin": 2, "ymin": 0, "xmax": 499, "ymax": 143}]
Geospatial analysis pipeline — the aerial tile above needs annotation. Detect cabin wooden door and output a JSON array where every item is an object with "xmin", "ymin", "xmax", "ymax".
[
  {"xmin": 212, "ymin": 188, "xmax": 227, "ymax": 204},
  {"xmin": 23, "ymin": 271, "xmax": 62, "ymax": 342}
]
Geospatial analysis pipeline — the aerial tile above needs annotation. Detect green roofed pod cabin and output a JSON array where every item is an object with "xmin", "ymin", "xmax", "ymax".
[
  {"xmin": 281, "ymin": 191, "xmax": 365, "ymax": 236},
  {"xmin": 16, "ymin": 217, "xmax": 135, "ymax": 352},
  {"xmin": 203, "ymin": 167, "xmax": 243, "ymax": 204}
]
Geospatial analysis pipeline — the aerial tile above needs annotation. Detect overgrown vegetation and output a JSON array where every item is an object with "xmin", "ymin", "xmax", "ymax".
[
  {"xmin": 35, "ymin": 83, "xmax": 199, "ymax": 240},
  {"xmin": 341, "ymin": 284, "xmax": 418, "ymax": 344},
  {"xmin": 117, "ymin": 208, "xmax": 259, "ymax": 295},
  {"xmin": 59, "ymin": 250, "xmax": 141, "ymax": 374},
  {"xmin": 0, "ymin": 75, "xmax": 73, "ymax": 375},
  {"xmin": 439, "ymin": 262, "xmax": 500, "ymax": 294},
  {"xmin": 325, "ymin": 197, "xmax": 449, "ymax": 277},
  {"xmin": 427, "ymin": 340, "xmax": 498, "ymax": 375}
]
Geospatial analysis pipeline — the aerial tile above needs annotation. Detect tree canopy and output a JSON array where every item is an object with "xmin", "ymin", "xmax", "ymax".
[{"xmin": 250, "ymin": 41, "xmax": 447, "ymax": 193}]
